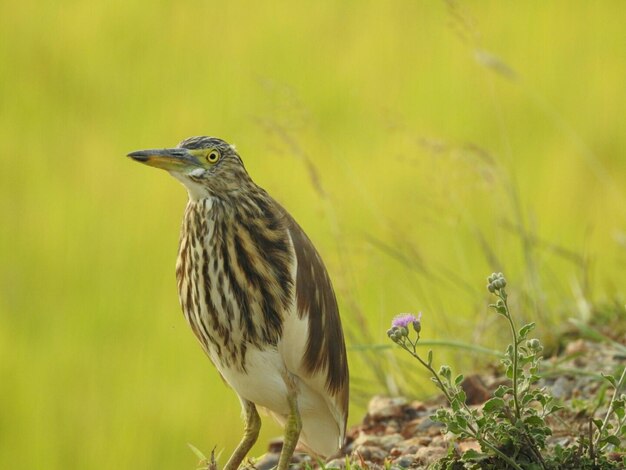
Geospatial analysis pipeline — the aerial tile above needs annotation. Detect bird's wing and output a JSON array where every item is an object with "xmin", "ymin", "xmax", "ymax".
[{"xmin": 280, "ymin": 211, "xmax": 349, "ymax": 442}]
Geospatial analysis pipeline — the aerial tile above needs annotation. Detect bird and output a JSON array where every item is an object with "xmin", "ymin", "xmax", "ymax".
[{"xmin": 127, "ymin": 136, "xmax": 349, "ymax": 470}]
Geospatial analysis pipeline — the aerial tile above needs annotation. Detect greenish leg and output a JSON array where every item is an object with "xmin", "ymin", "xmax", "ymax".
[
  {"xmin": 223, "ymin": 399, "xmax": 261, "ymax": 470},
  {"xmin": 277, "ymin": 391, "xmax": 302, "ymax": 470}
]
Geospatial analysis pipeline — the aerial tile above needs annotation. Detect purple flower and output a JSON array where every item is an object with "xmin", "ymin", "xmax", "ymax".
[{"xmin": 392, "ymin": 313, "xmax": 422, "ymax": 328}]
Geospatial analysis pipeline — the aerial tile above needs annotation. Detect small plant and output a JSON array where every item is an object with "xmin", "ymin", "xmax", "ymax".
[{"xmin": 388, "ymin": 272, "xmax": 625, "ymax": 469}]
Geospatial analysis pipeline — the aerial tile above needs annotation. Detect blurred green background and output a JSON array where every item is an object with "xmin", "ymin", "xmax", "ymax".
[{"xmin": 1, "ymin": 1, "xmax": 625, "ymax": 468}]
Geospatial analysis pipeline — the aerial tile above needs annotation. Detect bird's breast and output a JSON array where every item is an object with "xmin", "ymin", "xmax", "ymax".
[{"xmin": 175, "ymin": 198, "xmax": 296, "ymax": 372}]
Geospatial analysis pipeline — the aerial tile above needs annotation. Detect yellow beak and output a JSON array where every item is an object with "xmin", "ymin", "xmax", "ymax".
[{"xmin": 127, "ymin": 148, "xmax": 202, "ymax": 172}]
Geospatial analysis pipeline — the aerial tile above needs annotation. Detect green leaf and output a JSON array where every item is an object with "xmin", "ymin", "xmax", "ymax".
[
  {"xmin": 602, "ymin": 373, "xmax": 617, "ymax": 388},
  {"xmin": 494, "ymin": 385, "xmax": 511, "ymax": 398},
  {"xmin": 600, "ymin": 435, "xmax": 621, "ymax": 447},
  {"xmin": 519, "ymin": 354, "xmax": 534, "ymax": 366},
  {"xmin": 547, "ymin": 404, "xmax": 564, "ymax": 415},
  {"xmin": 461, "ymin": 449, "xmax": 486, "ymax": 462},
  {"xmin": 439, "ymin": 365, "xmax": 452, "ymax": 380},
  {"xmin": 446, "ymin": 422, "xmax": 463, "ymax": 434},
  {"xmin": 451, "ymin": 397, "xmax": 461, "ymax": 412},
  {"xmin": 456, "ymin": 415, "xmax": 468, "ymax": 428},
  {"xmin": 455, "ymin": 374, "xmax": 464, "ymax": 386},
  {"xmin": 524, "ymin": 415, "xmax": 545, "ymax": 427},
  {"xmin": 427, "ymin": 349, "xmax": 433, "ymax": 367},
  {"xmin": 483, "ymin": 397, "xmax": 505, "ymax": 412},
  {"xmin": 518, "ymin": 322, "xmax": 536, "ymax": 339},
  {"xmin": 593, "ymin": 418, "xmax": 604, "ymax": 430}
]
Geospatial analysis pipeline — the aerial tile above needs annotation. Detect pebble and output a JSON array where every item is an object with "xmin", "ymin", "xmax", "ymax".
[
  {"xmin": 266, "ymin": 437, "xmax": 283, "ymax": 454},
  {"xmin": 367, "ymin": 396, "xmax": 409, "ymax": 420},
  {"xmin": 414, "ymin": 446, "xmax": 448, "ymax": 464},
  {"xmin": 324, "ymin": 458, "xmax": 346, "ymax": 469},
  {"xmin": 253, "ymin": 453, "xmax": 279, "ymax": 470},
  {"xmin": 549, "ymin": 375, "xmax": 575, "ymax": 399},
  {"xmin": 353, "ymin": 432, "xmax": 404, "ymax": 451},
  {"xmin": 351, "ymin": 444, "xmax": 387, "ymax": 462},
  {"xmin": 394, "ymin": 454, "xmax": 416, "ymax": 468},
  {"xmin": 461, "ymin": 374, "xmax": 491, "ymax": 405},
  {"xmin": 414, "ymin": 417, "xmax": 443, "ymax": 435}
]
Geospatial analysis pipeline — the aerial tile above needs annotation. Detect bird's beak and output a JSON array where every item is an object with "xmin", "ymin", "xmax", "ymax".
[{"xmin": 127, "ymin": 148, "xmax": 202, "ymax": 172}]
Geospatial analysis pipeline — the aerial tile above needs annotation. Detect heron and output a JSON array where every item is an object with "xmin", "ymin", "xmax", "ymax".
[{"xmin": 128, "ymin": 136, "xmax": 349, "ymax": 469}]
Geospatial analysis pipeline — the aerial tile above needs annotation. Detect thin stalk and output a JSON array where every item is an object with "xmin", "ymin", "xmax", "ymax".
[
  {"xmin": 500, "ymin": 290, "xmax": 521, "ymax": 421},
  {"xmin": 594, "ymin": 365, "xmax": 626, "ymax": 450},
  {"xmin": 399, "ymin": 337, "xmax": 524, "ymax": 470},
  {"xmin": 499, "ymin": 289, "xmax": 547, "ymax": 470}
]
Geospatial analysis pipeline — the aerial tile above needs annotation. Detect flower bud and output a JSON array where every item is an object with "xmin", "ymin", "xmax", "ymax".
[
  {"xmin": 412, "ymin": 319, "xmax": 421, "ymax": 333},
  {"xmin": 527, "ymin": 338, "xmax": 542, "ymax": 351},
  {"xmin": 488, "ymin": 283, "xmax": 496, "ymax": 293},
  {"xmin": 439, "ymin": 365, "xmax": 451, "ymax": 378}
]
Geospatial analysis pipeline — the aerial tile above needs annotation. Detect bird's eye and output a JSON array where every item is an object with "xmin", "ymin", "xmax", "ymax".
[{"xmin": 207, "ymin": 150, "xmax": 220, "ymax": 163}]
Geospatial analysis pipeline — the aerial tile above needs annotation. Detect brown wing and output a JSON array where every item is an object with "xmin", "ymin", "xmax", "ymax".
[{"xmin": 283, "ymin": 212, "xmax": 349, "ymax": 420}]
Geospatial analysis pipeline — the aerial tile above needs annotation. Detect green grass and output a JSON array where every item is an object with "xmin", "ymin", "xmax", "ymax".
[{"xmin": 1, "ymin": 1, "xmax": 625, "ymax": 468}]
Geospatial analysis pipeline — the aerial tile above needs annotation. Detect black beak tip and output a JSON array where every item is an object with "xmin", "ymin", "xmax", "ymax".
[{"xmin": 127, "ymin": 151, "xmax": 149, "ymax": 162}]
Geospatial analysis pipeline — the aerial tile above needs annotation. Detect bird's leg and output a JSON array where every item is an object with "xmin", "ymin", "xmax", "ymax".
[
  {"xmin": 223, "ymin": 399, "xmax": 261, "ymax": 470},
  {"xmin": 277, "ymin": 382, "xmax": 302, "ymax": 470}
]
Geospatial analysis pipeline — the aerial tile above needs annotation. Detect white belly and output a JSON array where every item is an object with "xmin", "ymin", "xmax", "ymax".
[
  {"xmin": 214, "ymin": 345, "xmax": 291, "ymax": 414},
  {"xmin": 211, "ymin": 329, "xmax": 342, "ymax": 458}
]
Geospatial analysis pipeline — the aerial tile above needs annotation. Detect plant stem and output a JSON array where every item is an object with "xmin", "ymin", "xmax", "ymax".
[
  {"xmin": 400, "ymin": 341, "xmax": 524, "ymax": 470},
  {"xmin": 500, "ymin": 291, "xmax": 521, "ymax": 421},
  {"xmin": 499, "ymin": 290, "xmax": 547, "ymax": 470},
  {"xmin": 594, "ymin": 364, "xmax": 626, "ymax": 449}
]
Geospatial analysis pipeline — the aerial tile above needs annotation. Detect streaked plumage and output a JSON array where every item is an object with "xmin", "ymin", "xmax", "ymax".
[{"xmin": 128, "ymin": 136, "xmax": 348, "ymax": 467}]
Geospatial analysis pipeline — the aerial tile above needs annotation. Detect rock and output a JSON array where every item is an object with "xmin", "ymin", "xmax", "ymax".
[
  {"xmin": 266, "ymin": 437, "xmax": 283, "ymax": 454},
  {"xmin": 324, "ymin": 458, "xmax": 346, "ymax": 469},
  {"xmin": 353, "ymin": 432, "xmax": 404, "ymax": 451},
  {"xmin": 461, "ymin": 374, "xmax": 491, "ymax": 405},
  {"xmin": 550, "ymin": 376, "xmax": 575, "ymax": 400},
  {"xmin": 368, "ymin": 396, "xmax": 408, "ymax": 420},
  {"xmin": 458, "ymin": 439, "xmax": 481, "ymax": 453},
  {"xmin": 414, "ymin": 446, "xmax": 448, "ymax": 465},
  {"xmin": 402, "ymin": 415, "xmax": 444, "ymax": 439},
  {"xmin": 392, "ymin": 436, "xmax": 432, "ymax": 455},
  {"xmin": 415, "ymin": 417, "xmax": 444, "ymax": 436},
  {"xmin": 253, "ymin": 453, "xmax": 279, "ymax": 470},
  {"xmin": 385, "ymin": 421, "xmax": 401, "ymax": 434},
  {"xmin": 394, "ymin": 454, "xmax": 416, "ymax": 468},
  {"xmin": 564, "ymin": 338, "xmax": 587, "ymax": 355},
  {"xmin": 430, "ymin": 435, "xmax": 447, "ymax": 448},
  {"xmin": 351, "ymin": 444, "xmax": 387, "ymax": 463},
  {"xmin": 410, "ymin": 400, "xmax": 427, "ymax": 412}
]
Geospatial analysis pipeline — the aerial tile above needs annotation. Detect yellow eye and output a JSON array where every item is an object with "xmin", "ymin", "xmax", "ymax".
[{"xmin": 207, "ymin": 150, "xmax": 220, "ymax": 163}]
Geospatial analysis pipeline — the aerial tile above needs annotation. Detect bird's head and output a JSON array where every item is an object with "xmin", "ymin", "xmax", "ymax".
[{"xmin": 127, "ymin": 136, "xmax": 252, "ymax": 200}]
